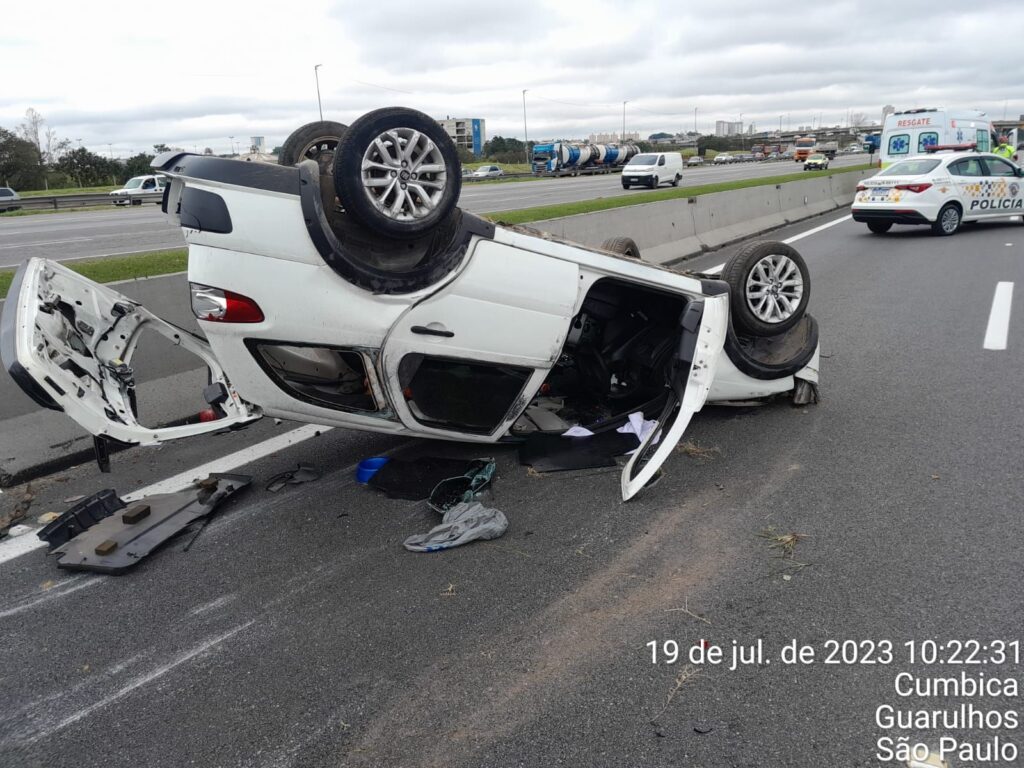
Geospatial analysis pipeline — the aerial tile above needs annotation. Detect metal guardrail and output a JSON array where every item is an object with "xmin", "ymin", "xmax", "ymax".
[{"xmin": 11, "ymin": 192, "xmax": 164, "ymax": 211}]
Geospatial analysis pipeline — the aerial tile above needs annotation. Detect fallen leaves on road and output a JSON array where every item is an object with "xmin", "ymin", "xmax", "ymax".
[
  {"xmin": 440, "ymin": 583, "xmax": 457, "ymax": 597},
  {"xmin": 758, "ymin": 527, "xmax": 808, "ymax": 559},
  {"xmin": 650, "ymin": 665, "xmax": 701, "ymax": 723}
]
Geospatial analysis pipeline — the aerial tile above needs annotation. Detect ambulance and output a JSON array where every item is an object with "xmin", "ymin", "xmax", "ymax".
[{"xmin": 880, "ymin": 109, "xmax": 993, "ymax": 168}]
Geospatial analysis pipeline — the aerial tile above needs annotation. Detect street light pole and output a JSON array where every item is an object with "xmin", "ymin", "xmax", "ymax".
[
  {"xmin": 622, "ymin": 100, "xmax": 628, "ymax": 142},
  {"xmin": 314, "ymin": 64, "xmax": 324, "ymax": 122},
  {"xmin": 522, "ymin": 89, "xmax": 529, "ymax": 165}
]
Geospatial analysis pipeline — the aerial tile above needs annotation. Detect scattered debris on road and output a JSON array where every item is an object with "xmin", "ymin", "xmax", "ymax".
[
  {"xmin": 403, "ymin": 501, "xmax": 509, "ymax": 553},
  {"xmin": 50, "ymin": 474, "xmax": 250, "ymax": 574},
  {"xmin": 38, "ymin": 488, "xmax": 125, "ymax": 550},
  {"xmin": 368, "ymin": 456, "xmax": 489, "ymax": 501},
  {"xmin": 265, "ymin": 463, "xmax": 321, "ymax": 492},
  {"xmin": 677, "ymin": 440, "xmax": 721, "ymax": 459}
]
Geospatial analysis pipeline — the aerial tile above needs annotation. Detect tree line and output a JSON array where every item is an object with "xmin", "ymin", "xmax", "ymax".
[{"xmin": 0, "ymin": 108, "xmax": 178, "ymax": 191}]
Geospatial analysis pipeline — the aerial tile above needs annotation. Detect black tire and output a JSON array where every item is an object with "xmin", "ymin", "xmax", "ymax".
[
  {"xmin": 867, "ymin": 221, "xmax": 892, "ymax": 234},
  {"xmin": 278, "ymin": 121, "xmax": 348, "ymax": 178},
  {"xmin": 649, "ymin": 175, "xmax": 659, "ymax": 189},
  {"xmin": 721, "ymin": 240, "xmax": 811, "ymax": 337},
  {"xmin": 334, "ymin": 107, "xmax": 461, "ymax": 240},
  {"xmin": 670, "ymin": 174, "xmax": 680, "ymax": 187},
  {"xmin": 601, "ymin": 236, "xmax": 641, "ymax": 259},
  {"xmin": 931, "ymin": 203, "xmax": 961, "ymax": 236},
  {"xmin": 622, "ymin": 182, "xmax": 630, "ymax": 190}
]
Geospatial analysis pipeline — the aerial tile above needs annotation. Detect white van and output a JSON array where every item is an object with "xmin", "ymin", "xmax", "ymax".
[
  {"xmin": 621, "ymin": 152, "xmax": 683, "ymax": 189},
  {"xmin": 880, "ymin": 108, "xmax": 993, "ymax": 168},
  {"xmin": 109, "ymin": 174, "xmax": 169, "ymax": 205}
]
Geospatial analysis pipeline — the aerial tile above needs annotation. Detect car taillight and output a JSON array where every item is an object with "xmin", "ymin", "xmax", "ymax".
[
  {"xmin": 856, "ymin": 184, "xmax": 867, "ymax": 191},
  {"xmin": 894, "ymin": 183, "xmax": 932, "ymax": 193},
  {"xmin": 190, "ymin": 283, "xmax": 264, "ymax": 323}
]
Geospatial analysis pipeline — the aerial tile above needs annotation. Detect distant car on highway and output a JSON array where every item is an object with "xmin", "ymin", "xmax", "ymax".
[
  {"xmin": 620, "ymin": 152, "xmax": 683, "ymax": 189},
  {"xmin": 109, "ymin": 174, "xmax": 168, "ymax": 205},
  {"xmin": 713, "ymin": 154, "xmax": 733, "ymax": 164},
  {"xmin": 852, "ymin": 149, "xmax": 1024, "ymax": 236},
  {"xmin": 0, "ymin": 186, "xmax": 21, "ymax": 213},
  {"xmin": 471, "ymin": 165, "xmax": 504, "ymax": 179},
  {"xmin": 686, "ymin": 156, "xmax": 704, "ymax": 166},
  {"xmin": 803, "ymin": 154, "xmax": 829, "ymax": 171}
]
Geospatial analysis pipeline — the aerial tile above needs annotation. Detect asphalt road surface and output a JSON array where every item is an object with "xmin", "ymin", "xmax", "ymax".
[
  {"xmin": 0, "ymin": 156, "xmax": 865, "ymax": 267},
  {"xmin": 1, "ymin": 212, "xmax": 1021, "ymax": 767}
]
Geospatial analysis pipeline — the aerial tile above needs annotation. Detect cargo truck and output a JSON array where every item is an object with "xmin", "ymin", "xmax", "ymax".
[{"xmin": 531, "ymin": 141, "xmax": 640, "ymax": 176}]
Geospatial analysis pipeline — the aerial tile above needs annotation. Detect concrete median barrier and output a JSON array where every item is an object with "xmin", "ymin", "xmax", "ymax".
[{"xmin": 532, "ymin": 169, "xmax": 874, "ymax": 265}]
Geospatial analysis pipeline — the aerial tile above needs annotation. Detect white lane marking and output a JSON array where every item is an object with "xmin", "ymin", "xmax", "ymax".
[
  {"xmin": 704, "ymin": 214, "xmax": 853, "ymax": 274},
  {"xmin": 0, "ymin": 576, "xmax": 102, "ymax": 619},
  {"xmin": 0, "ymin": 237, "xmax": 92, "ymax": 250},
  {"xmin": 0, "ymin": 423, "xmax": 332, "ymax": 565},
  {"xmin": 24, "ymin": 621, "xmax": 254, "ymax": 741},
  {"xmin": 120, "ymin": 423, "xmax": 333, "ymax": 501},
  {"xmin": 983, "ymin": 282, "xmax": 1014, "ymax": 351}
]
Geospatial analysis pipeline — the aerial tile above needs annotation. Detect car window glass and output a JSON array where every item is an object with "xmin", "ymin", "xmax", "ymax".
[
  {"xmin": 888, "ymin": 134, "xmax": 910, "ymax": 155},
  {"xmin": 880, "ymin": 159, "xmax": 940, "ymax": 176},
  {"xmin": 657, "ymin": 156, "xmax": 665, "ymax": 166},
  {"xmin": 0, "ymin": 189, "xmax": 11, "ymax": 197},
  {"xmin": 950, "ymin": 159, "xmax": 984, "ymax": 177},
  {"xmin": 917, "ymin": 132, "xmax": 939, "ymax": 152},
  {"xmin": 976, "ymin": 130, "xmax": 991, "ymax": 152},
  {"xmin": 984, "ymin": 158, "xmax": 1017, "ymax": 177},
  {"xmin": 142, "ymin": 179, "xmax": 155, "ymax": 189}
]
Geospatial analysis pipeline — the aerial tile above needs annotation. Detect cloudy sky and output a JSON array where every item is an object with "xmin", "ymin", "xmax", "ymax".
[{"xmin": 3, "ymin": 0, "xmax": 1022, "ymax": 156}]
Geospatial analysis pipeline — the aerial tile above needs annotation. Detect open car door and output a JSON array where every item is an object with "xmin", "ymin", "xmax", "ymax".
[
  {"xmin": 1, "ymin": 258, "xmax": 259, "ymax": 445},
  {"xmin": 381, "ymin": 238, "xmax": 728, "ymax": 501},
  {"xmin": 619, "ymin": 294, "xmax": 727, "ymax": 500}
]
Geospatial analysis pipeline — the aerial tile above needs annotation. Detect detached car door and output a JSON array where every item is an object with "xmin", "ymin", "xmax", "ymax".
[
  {"xmin": 1, "ymin": 258, "xmax": 259, "ymax": 445},
  {"xmin": 381, "ymin": 239, "xmax": 579, "ymax": 440}
]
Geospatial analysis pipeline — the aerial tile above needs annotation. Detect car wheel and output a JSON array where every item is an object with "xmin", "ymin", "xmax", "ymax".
[
  {"xmin": 867, "ymin": 221, "xmax": 892, "ymax": 234},
  {"xmin": 649, "ymin": 175, "xmax": 659, "ymax": 189},
  {"xmin": 931, "ymin": 203, "xmax": 961, "ymax": 236},
  {"xmin": 278, "ymin": 121, "xmax": 348, "ymax": 179},
  {"xmin": 334, "ymin": 107, "xmax": 461, "ymax": 240},
  {"xmin": 671, "ymin": 174, "xmax": 680, "ymax": 187},
  {"xmin": 601, "ymin": 236, "xmax": 641, "ymax": 259},
  {"xmin": 622, "ymin": 182, "xmax": 630, "ymax": 189},
  {"xmin": 721, "ymin": 240, "xmax": 810, "ymax": 336}
]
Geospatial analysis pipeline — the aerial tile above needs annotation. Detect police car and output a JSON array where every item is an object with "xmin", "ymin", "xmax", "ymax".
[{"xmin": 851, "ymin": 145, "xmax": 1024, "ymax": 235}]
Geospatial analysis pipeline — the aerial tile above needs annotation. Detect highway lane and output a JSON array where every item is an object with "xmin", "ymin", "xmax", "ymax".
[
  {"xmin": 0, "ymin": 156, "xmax": 865, "ymax": 266},
  {"xmin": 1, "ymin": 214, "xmax": 1021, "ymax": 767}
]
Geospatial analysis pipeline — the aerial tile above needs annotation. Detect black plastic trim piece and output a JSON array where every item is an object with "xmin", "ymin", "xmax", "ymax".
[
  {"xmin": 699, "ymin": 278, "xmax": 729, "ymax": 296},
  {"xmin": 180, "ymin": 187, "xmax": 233, "ymax": 234},
  {"xmin": 851, "ymin": 209, "xmax": 930, "ymax": 225},
  {"xmin": 298, "ymin": 161, "xmax": 493, "ymax": 294},
  {"xmin": 411, "ymin": 326, "xmax": 455, "ymax": 338},
  {"xmin": 152, "ymin": 153, "xmax": 300, "ymax": 196},
  {"xmin": 0, "ymin": 262, "xmax": 62, "ymax": 411},
  {"xmin": 723, "ymin": 313, "xmax": 819, "ymax": 380}
]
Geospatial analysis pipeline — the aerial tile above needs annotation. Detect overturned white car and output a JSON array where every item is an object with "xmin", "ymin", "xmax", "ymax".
[{"xmin": 2, "ymin": 107, "xmax": 819, "ymax": 500}]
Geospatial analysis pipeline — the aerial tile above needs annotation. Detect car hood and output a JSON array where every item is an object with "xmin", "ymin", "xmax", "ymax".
[{"xmin": 624, "ymin": 164, "xmax": 656, "ymax": 172}]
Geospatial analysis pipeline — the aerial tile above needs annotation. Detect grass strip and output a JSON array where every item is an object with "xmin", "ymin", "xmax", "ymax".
[
  {"xmin": 483, "ymin": 164, "xmax": 872, "ymax": 225},
  {"xmin": 0, "ymin": 248, "xmax": 187, "ymax": 300}
]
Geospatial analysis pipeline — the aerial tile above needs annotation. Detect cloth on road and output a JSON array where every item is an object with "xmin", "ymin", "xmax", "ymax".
[{"xmin": 403, "ymin": 501, "xmax": 509, "ymax": 552}]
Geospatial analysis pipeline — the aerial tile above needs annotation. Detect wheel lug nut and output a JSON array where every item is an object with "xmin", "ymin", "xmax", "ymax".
[
  {"xmin": 391, "ymin": 171, "xmax": 397, "ymax": 177},
  {"xmin": 411, "ymin": 173, "xmax": 417, "ymax": 180},
  {"xmin": 402, "ymin": 161, "xmax": 408, "ymax": 167},
  {"xmin": 401, "ymin": 183, "xmax": 407, "ymax": 189}
]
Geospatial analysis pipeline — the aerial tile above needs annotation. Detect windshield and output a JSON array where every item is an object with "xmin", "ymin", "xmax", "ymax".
[
  {"xmin": 808, "ymin": 154, "xmax": 824, "ymax": 160},
  {"xmin": 628, "ymin": 154, "xmax": 658, "ymax": 165},
  {"xmin": 879, "ymin": 159, "xmax": 941, "ymax": 176},
  {"xmin": 123, "ymin": 178, "xmax": 144, "ymax": 189}
]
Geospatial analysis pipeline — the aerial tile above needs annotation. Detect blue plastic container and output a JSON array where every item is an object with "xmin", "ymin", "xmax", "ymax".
[{"xmin": 356, "ymin": 456, "xmax": 390, "ymax": 484}]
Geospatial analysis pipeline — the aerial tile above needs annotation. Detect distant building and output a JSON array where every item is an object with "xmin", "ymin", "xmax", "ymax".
[
  {"xmin": 589, "ymin": 131, "xmax": 640, "ymax": 144},
  {"xmin": 715, "ymin": 120, "xmax": 743, "ymax": 136},
  {"xmin": 438, "ymin": 118, "xmax": 486, "ymax": 155}
]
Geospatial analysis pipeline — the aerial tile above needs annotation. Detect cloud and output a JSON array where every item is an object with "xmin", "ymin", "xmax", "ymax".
[{"xmin": 1, "ymin": 0, "xmax": 1021, "ymax": 154}]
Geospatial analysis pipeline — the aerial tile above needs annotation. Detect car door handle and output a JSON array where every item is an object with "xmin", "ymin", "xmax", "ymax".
[{"xmin": 411, "ymin": 325, "xmax": 454, "ymax": 338}]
